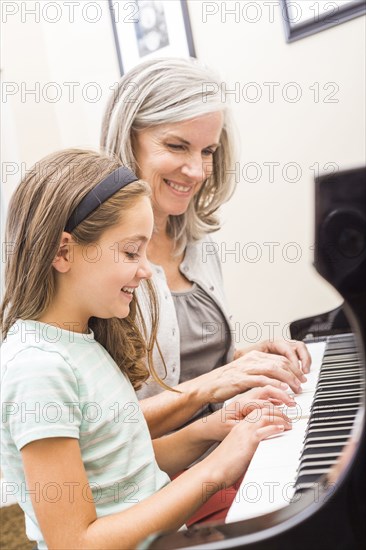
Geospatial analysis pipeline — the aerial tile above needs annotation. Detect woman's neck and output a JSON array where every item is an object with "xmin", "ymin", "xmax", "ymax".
[
  {"xmin": 148, "ymin": 210, "xmax": 186, "ymax": 266},
  {"xmin": 148, "ymin": 230, "xmax": 174, "ymax": 264},
  {"xmin": 152, "ymin": 209, "xmax": 169, "ymax": 234}
]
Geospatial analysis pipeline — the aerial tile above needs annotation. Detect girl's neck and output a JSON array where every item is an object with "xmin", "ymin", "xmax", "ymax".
[{"xmin": 38, "ymin": 300, "xmax": 89, "ymax": 334}]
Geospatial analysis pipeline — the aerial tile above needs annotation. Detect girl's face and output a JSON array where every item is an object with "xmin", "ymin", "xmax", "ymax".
[
  {"xmin": 69, "ymin": 196, "xmax": 154, "ymax": 323},
  {"xmin": 133, "ymin": 112, "xmax": 224, "ymax": 223}
]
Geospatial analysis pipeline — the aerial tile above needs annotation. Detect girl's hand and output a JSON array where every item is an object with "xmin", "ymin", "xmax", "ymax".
[
  {"xmin": 205, "ymin": 385, "xmax": 295, "ymax": 442},
  {"xmin": 234, "ymin": 339, "xmax": 311, "ymax": 374},
  {"xmin": 203, "ymin": 407, "xmax": 292, "ymax": 489}
]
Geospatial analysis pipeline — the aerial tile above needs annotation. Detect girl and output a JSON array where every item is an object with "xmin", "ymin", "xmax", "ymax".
[{"xmin": 1, "ymin": 149, "xmax": 293, "ymax": 549}]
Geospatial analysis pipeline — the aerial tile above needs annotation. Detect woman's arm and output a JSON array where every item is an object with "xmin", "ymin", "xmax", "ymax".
[
  {"xmin": 21, "ymin": 409, "xmax": 290, "ymax": 549},
  {"xmin": 141, "ymin": 343, "xmax": 309, "ymax": 438}
]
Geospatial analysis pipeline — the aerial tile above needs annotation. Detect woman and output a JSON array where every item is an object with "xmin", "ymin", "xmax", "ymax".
[{"xmin": 101, "ymin": 57, "xmax": 311, "ymax": 438}]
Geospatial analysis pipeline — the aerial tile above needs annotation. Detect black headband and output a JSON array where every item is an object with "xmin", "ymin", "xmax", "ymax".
[{"xmin": 65, "ymin": 166, "xmax": 138, "ymax": 233}]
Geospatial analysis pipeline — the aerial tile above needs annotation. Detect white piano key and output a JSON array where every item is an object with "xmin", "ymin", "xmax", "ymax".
[
  {"xmin": 226, "ymin": 341, "xmax": 326, "ymax": 524},
  {"xmin": 226, "ymin": 418, "xmax": 309, "ymax": 522}
]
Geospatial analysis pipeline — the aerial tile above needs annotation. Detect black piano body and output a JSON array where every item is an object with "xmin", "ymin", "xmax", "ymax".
[{"xmin": 144, "ymin": 167, "xmax": 366, "ymax": 550}]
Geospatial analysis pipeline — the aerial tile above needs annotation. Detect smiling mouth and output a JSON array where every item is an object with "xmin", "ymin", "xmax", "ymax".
[
  {"xmin": 121, "ymin": 287, "xmax": 135, "ymax": 294},
  {"xmin": 163, "ymin": 179, "xmax": 192, "ymax": 194},
  {"xmin": 121, "ymin": 287, "xmax": 135, "ymax": 299}
]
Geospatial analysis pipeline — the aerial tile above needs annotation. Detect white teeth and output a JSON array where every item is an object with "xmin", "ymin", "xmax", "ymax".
[
  {"xmin": 165, "ymin": 179, "xmax": 191, "ymax": 193},
  {"xmin": 122, "ymin": 287, "xmax": 135, "ymax": 294}
]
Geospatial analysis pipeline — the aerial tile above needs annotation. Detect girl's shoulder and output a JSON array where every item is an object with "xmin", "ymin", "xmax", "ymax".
[
  {"xmin": 1, "ymin": 319, "xmax": 94, "ymax": 379},
  {"xmin": 1, "ymin": 321, "xmax": 73, "ymax": 381}
]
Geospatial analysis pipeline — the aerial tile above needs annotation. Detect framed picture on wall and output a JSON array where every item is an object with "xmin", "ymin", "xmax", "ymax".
[
  {"xmin": 109, "ymin": 0, "xmax": 195, "ymax": 75},
  {"xmin": 281, "ymin": 0, "xmax": 366, "ymax": 42}
]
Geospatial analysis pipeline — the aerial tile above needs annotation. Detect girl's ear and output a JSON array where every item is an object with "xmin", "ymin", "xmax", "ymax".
[{"xmin": 52, "ymin": 232, "xmax": 75, "ymax": 273}]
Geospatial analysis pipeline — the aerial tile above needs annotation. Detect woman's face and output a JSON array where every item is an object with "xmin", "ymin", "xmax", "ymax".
[{"xmin": 133, "ymin": 112, "xmax": 224, "ymax": 221}]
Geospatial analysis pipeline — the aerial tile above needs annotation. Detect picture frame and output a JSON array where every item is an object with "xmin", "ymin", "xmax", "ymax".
[
  {"xmin": 108, "ymin": 0, "xmax": 195, "ymax": 76},
  {"xmin": 281, "ymin": 0, "xmax": 366, "ymax": 43}
]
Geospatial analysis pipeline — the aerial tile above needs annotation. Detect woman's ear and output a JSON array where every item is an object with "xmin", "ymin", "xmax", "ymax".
[{"xmin": 52, "ymin": 232, "xmax": 75, "ymax": 273}]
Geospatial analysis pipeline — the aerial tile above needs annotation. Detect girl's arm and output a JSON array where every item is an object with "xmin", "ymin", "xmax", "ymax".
[
  {"xmin": 21, "ymin": 409, "xmax": 290, "ymax": 549},
  {"xmin": 140, "ymin": 382, "xmax": 205, "ymax": 438},
  {"xmin": 21, "ymin": 437, "xmax": 206, "ymax": 549},
  {"xmin": 152, "ymin": 417, "xmax": 216, "ymax": 477}
]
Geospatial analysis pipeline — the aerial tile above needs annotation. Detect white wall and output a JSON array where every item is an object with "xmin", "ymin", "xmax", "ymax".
[{"xmin": 1, "ymin": 0, "xmax": 365, "ymax": 343}]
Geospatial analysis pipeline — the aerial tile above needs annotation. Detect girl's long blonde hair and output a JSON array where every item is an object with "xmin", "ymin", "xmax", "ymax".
[{"xmin": 0, "ymin": 149, "xmax": 164, "ymax": 390}]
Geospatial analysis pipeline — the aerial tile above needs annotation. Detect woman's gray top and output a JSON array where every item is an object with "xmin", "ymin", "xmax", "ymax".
[{"xmin": 171, "ymin": 283, "xmax": 231, "ymax": 384}]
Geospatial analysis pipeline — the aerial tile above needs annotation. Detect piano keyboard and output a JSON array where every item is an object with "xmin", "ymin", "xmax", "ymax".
[{"xmin": 226, "ymin": 333, "xmax": 363, "ymax": 524}]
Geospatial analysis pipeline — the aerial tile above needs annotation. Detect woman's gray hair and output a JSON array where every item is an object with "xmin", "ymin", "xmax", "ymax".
[{"xmin": 101, "ymin": 57, "xmax": 236, "ymax": 254}]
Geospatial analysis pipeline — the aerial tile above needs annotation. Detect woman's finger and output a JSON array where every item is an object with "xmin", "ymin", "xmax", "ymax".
[
  {"xmin": 237, "ymin": 351, "xmax": 305, "ymax": 391},
  {"xmin": 268, "ymin": 341, "xmax": 312, "ymax": 375},
  {"xmin": 240, "ymin": 373, "xmax": 301, "ymax": 395},
  {"xmin": 293, "ymin": 341, "xmax": 312, "ymax": 374},
  {"xmin": 264, "ymin": 352, "xmax": 306, "ymax": 385}
]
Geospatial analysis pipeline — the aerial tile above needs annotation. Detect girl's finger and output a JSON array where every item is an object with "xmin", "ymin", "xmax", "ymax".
[
  {"xmin": 256, "ymin": 424, "xmax": 285, "ymax": 441},
  {"xmin": 258, "ymin": 385, "xmax": 297, "ymax": 406}
]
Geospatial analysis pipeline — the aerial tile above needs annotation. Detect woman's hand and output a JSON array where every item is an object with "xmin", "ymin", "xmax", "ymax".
[
  {"xmin": 196, "ymin": 345, "xmax": 308, "ymax": 404},
  {"xmin": 204, "ymin": 385, "xmax": 295, "ymax": 442},
  {"xmin": 203, "ymin": 406, "xmax": 292, "ymax": 489},
  {"xmin": 234, "ymin": 339, "xmax": 312, "ymax": 374}
]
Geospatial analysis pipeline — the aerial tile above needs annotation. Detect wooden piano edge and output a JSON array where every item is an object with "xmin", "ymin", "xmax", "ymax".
[{"xmin": 142, "ymin": 423, "xmax": 366, "ymax": 549}]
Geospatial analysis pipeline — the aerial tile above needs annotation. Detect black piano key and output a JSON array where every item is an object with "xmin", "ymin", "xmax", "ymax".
[
  {"xmin": 301, "ymin": 444, "xmax": 345, "ymax": 455},
  {"xmin": 299, "ymin": 455, "xmax": 339, "ymax": 466},
  {"xmin": 312, "ymin": 404, "xmax": 359, "ymax": 413},
  {"xmin": 315, "ymin": 387, "xmax": 362, "ymax": 396},
  {"xmin": 311, "ymin": 408, "xmax": 358, "ymax": 419},
  {"xmin": 312, "ymin": 396, "xmax": 361, "ymax": 407},
  {"xmin": 306, "ymin": 424, "xmax": 354, "ymax": 436},
  {"xmin": 318, "ymin": 375, "xmax": 362, "ymax": 383},
  {"xmin": 307, "ymin": 419, "xmax": 354, "ymax": 428},
  {"xmin": 306, "ymin": 427, "xmax": 352, "ymax": 438},
  {"xmin": 296, "ymin": 472, "xmax": 329, "ymax": 486},
  {"xmin": 299, "ymin": 451, "xmax": 343, "ymax": 460},
  {"xmin": 293, "ymin": 333, "xmax": 361, "ymax": 493},
  {"xmin": 297, "ymin": 465, "xmax": 331, "ymax": 476},
  {"xmin": 305, "ymin": 434, "xmax": 350, "ymax": 444}
]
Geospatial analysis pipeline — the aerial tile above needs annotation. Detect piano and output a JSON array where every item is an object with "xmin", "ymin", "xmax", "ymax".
[{"xmin": 143, "ymin": 166, "xmax": 366, "ymax": 550}]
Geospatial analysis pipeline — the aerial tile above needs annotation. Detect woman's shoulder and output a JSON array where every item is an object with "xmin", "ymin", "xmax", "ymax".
[{"xmin": 185, "ymin": 234, "xmax": 222, "ymax": 269}]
